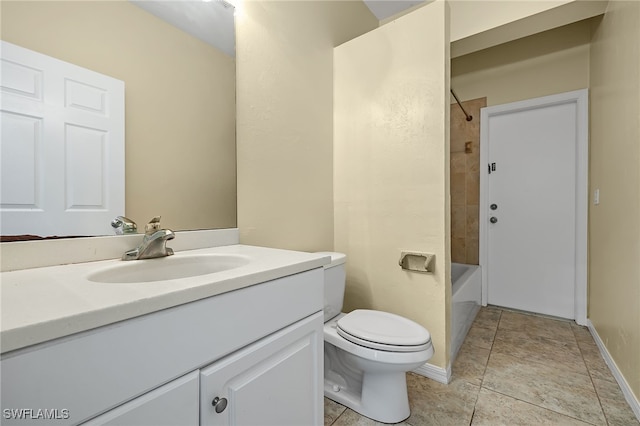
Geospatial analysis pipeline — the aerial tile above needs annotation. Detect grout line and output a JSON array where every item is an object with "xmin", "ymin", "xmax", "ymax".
[
  {"xmin": 329, "ymin": 406, "xmax": 347, "ymax": 426},
  {"xmin": 478, "ymin": 387, "xmax": 603, "ymax": 426},
  {"xmin": 468, "ymin": 406, "xmax": 476, "ymax": 425},
  {"xmin": 467, "ymin": 381, "xmax": 483, "ymax": 426},
  {"xmin": 468, "ymin": 308, "xmax": 501, "ymax": 424},
  {"xmin": 572, "ymin": 325, "xmax": 612, "ymax": 425},
  {"xmin": 492, "ymin": 305, "xmax": 575, "ymax": 323},
  {"xmin": 477, "ymin": 309, "xmax": 502, "ymax": 388},
  {"xmin": 489, "ymin": 308, "xmax": 502, "ymax": 350}
]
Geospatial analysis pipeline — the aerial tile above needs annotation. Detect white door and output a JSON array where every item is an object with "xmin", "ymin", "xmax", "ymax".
[
  {"xmin": 1, "ymin": 41, "xmax": 124, "ymax": 237},
  {"xmin": 480, "ymin": 90, "xmax": 588, "ymax": 321}
]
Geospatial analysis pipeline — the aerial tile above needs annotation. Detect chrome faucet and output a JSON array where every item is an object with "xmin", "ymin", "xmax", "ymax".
[
  {"xmin": 111, "ymin": 216, "xmax": 138, "ymax": 235},
  {"xmin": 122, "ymin": 216, "xmax": 175, "ymax": 261}
]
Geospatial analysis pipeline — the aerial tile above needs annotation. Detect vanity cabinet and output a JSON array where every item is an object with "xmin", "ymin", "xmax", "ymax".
[
  {"xmin": 1, "ymin": 268, "xmax": 324, "ymax": 426},
  {"xmin": 83, "ymin": 313, "xmax": 322, "ymax": 426},
  {"xmin": 82, "ymin": 372, "xmax": 200, "ymax": 426}
]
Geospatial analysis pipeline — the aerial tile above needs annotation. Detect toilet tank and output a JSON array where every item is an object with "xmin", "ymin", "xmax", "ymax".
[{"xmin": 316, "ymin": 252, "xmax": 346, "ymax": 322}]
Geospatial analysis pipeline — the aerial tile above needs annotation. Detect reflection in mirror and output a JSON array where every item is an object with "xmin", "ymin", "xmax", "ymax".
[{"xmin": 1, "ymin": 0, "xmax": 237, "ymax": 240}]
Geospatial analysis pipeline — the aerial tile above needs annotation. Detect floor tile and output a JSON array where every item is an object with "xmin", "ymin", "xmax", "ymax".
[
  {"xmin": 472, "ymin": 306, "xmax": 502, "ymax": 329},
  {"xmin": 471, "ymin": 387, "xmax": 593, "ymax": 425},
  {"xmin": 575, "ymin": 334, "xmax": 603, "ymax": 357},
  {"xmin": 322, "ymin": 307, "xmax": 639, "ymax": 426},
  {"xmin": 452, "ymin": 339, "xmax": 491, "ymax": 386},
  {"xmin": 571, "ymin": 322, "xmax": 594, "ymax": 344},
  {"xmin": 492, "ymin": 327, "xmax": 588, "ymax": 376},
  {"xmin": 497, "ymin": 310, "xmax": 575, "ymax": 343},
  {"xmin": 579, "ymin": 341, "xmax": 619, "ymax": 384},
  {"xmin": 405, "ymin": 373, "xmax": 480, "ymax": 426},
  {"xmin": 325, "ymin": 397, "xmax": 347, "ymax": 426},
  {"xmin": 463, "ymin": 324, "xmax": 497, "ymax": 350},
  {"xmin": 482, "ymin": 351, "xmax": 606, "ymax": 425},
  {"xmin": 592, "ymin": 378, "xmax": 640, "ymax": 426},
  {"xmin": 330, "ymin": 408, "xmax": 410, "ymax": 426}
]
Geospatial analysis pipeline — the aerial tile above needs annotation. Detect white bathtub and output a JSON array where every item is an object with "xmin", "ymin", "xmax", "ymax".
[{"xmin": 451, "ymin": 263, "xmax": 482, "ymax": 362}]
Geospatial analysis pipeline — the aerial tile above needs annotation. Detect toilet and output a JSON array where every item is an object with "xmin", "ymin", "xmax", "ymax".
[{"xmin": 318, "ymin": 252, "xmax": 434, "ymax": 424}]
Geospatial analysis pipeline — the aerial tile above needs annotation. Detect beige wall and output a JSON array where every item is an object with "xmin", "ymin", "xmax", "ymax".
[
  {"xmin": 334, "ymin": 2, "xmax": 451, "ymax": 369},
  {"xmin": 1, "ymin": 1, "xmax": 236, "ymax": 232},
  {"xmin": 235, "ymin": 1, "xmax": 378, "ymax": 251},
  {"xmin": 449, "ymin": 0, "xmax": 571, "ymax": 41},
  {"xmin": 449, "ymin": 0, "xmax": 606, "ymax": 58},
  {"xmin": 381, "ymin": 0, "xmax": 605, "ymax": 58},
  {"xmin": 589, "ymin": 0, "xmax": 640, "ymax": 401},
  {"xmin": 451, "ymin": 19, "xmax": 592, "ymax": 107}
]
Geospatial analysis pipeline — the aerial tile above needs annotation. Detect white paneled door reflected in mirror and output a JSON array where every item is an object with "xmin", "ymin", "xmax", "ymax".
[
  {"xmin": 1, "ymin": 41, "xmax": 125, "ymax": 238},
  {"xmin": 1, "ymin": 0, "xmax": 237, "ymax": 240}
]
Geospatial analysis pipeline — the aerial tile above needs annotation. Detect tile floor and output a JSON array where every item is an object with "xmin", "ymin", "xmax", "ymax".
[{"xmin": 324, "ymin": 306, "xmax": 639, "ymax": 426}]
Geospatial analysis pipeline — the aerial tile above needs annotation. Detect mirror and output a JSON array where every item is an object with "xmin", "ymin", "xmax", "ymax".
[{"xmin": 1, "ymin": 0, "xmax": 237, "ymax": 239}]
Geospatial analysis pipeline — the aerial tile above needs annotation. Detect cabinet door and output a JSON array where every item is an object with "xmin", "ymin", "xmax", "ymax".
[
  {"xmin": 200, "ymin": 312, "xmax": 323, "ymax": 426},
  {"xmin": 81, "ymin": 371, "xmax": 199, "ymax": 426}
]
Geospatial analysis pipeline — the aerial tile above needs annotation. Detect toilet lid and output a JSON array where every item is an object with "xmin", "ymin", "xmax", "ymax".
[{"xmin": 336, "ymin": 310, "xmax": 432, "ymax": 352}]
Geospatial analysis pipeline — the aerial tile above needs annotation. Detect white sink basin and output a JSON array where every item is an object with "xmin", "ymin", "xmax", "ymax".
[{"xmin": 87, "ymin": 254, "xmax": 251, "ymax": 283}]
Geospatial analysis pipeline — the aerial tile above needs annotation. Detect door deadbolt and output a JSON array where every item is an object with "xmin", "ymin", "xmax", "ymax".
[
  {"xmin": 490, "ymin": 204, "xmax": 498, "ymax": 210},
  {"xmin": 490, "ymin": 217, "xmax": 498, "ymax": 224}
]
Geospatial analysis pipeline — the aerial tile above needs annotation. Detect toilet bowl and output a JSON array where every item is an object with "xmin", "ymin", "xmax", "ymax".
[{"xmin": 318, "ymin": 252, "xmax": 434, "ymax": 424}]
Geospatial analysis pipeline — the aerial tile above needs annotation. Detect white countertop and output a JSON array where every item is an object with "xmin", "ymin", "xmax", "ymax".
[{"xmin": 1, "ymin": 245, "xmax": 330, "ymax": 354}]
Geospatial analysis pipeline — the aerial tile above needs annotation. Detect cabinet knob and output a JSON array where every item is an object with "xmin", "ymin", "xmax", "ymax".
[
  {"xmin": 490, "ymin": 216, "xmax": 498, "ymax": 224},
  {"xmin": 212, "ymin": 396, "xmax": 228, "ymax": 413}
]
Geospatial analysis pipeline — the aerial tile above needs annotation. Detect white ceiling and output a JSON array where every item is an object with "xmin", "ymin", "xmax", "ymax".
[
  {"xmin": 130, "ymin": 0, "xmax": 424, "ymax": 58},
  {"xmin": 130, "ymin": 0, "xmax": 236, "ymax": 57},
  {"xmin": 364, "ymin": 0, "xmax": 425, "ymax": 20}
]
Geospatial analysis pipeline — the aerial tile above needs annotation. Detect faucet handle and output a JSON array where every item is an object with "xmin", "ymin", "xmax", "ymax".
[
  {"xmin": 111, "ymin": 216, "xmax": 137, "ymax": 235},
  {"xmin": 145, "ymin": 216, "xmax": 162, "ymax": 234}
]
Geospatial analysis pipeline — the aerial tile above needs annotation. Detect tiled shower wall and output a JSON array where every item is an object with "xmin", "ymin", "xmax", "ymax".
[{"xmin": 451, "ymin": 97, "xmax": 486, "ymax": 265}]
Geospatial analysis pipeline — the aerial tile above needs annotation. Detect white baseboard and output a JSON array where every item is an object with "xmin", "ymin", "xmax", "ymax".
[
  {"xmin": 412, "ymin": 362, "xmax": 451, "ymax": 384},
  {"xmin": 587, "ymin": 320, "xmax": 640, "ymax": 421}
]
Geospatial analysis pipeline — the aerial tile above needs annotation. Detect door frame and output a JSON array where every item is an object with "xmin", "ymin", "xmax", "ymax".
[{"xmin": 479, "ymin": 89, "xmax": 588, "ymax": 325}]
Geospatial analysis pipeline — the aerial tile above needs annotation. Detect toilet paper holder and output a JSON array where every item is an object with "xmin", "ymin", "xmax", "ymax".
[{"xmin": 399, "ymin": 251, "xmax": 435, "ymax": 273}]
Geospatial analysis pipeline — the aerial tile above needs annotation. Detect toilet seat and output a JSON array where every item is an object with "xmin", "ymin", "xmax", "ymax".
[{"xmin": 336, "ymin": 310, "xmax": 432, "ymax": 352}]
